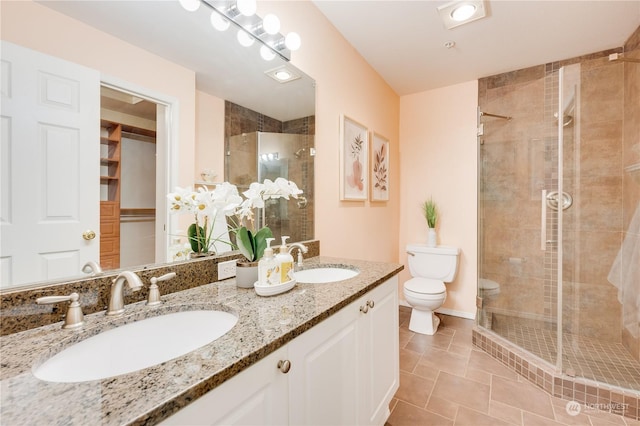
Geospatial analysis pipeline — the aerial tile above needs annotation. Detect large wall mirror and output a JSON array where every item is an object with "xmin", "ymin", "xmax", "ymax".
[{"xmin": 0, "ymin": 0, "xmax": 315, "ymax": 290}]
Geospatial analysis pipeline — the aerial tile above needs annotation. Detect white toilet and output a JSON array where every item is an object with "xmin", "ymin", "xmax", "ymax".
[{"xmin": 404, "ymin": 244, "xmax": 460, "ymax": 335}]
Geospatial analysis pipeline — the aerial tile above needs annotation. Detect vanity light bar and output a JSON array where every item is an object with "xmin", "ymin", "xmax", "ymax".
[{"xmin": 180, "ymin": 0, "xmax": 300, "ymax": 62}]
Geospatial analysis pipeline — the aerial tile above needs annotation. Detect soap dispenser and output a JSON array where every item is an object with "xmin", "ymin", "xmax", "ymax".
[
  {"xmin": 258, "ymin": 238, "xmax": 279, "ymax": 286},
  {"xmin": 276, "ymin": 236, "xmax": 295, "ymax": 283}
]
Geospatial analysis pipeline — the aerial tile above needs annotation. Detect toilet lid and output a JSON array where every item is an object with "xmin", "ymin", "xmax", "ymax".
[
  {"xmin": 405, "ymin": 277, "xmax": 445, "ymax": 294},
  {"xmin": 479, "ymin": 278, "xmax": 500, "ymax": 290}
]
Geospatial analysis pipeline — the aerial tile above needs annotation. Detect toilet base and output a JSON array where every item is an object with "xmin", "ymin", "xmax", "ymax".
[{"xmin": 408, "ymin": 309, "xmax": 440, "ymax": 335}]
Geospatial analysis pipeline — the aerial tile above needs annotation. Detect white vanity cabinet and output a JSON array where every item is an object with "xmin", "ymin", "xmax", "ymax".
[
  {"xmin": 161, "ymin": 346, "xmax": 289, "ymax": 425},
  {"xmin": 161, "ymin": 276, "xmax": 399, "ymax": 426},
  {"xmin": 288, "ymin": 275, "xmax": 399, "ymax": 426}
]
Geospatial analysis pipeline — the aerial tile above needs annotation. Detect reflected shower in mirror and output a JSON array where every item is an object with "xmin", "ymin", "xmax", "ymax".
[{"xmin": 225, "ymin": 102, "xmax": 315, "ymax": 244}]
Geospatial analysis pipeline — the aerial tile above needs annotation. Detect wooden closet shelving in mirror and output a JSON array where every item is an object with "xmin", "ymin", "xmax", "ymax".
[
  {"xmin": 100, "ymin": 120, "xmax": 122, "ymax": 202},
  {"xmin": 100, "ymin": 120, "xmax": 122, "ymax": 269}
]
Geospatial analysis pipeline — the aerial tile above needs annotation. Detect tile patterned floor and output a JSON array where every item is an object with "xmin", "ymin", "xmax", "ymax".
[
  {"xmin": 386, "ymin": 307, "xmax": 640, "ymax": 426},
  {"xmin": 491, "ymin": 315, "xmax": 640, "ymax": 392}
]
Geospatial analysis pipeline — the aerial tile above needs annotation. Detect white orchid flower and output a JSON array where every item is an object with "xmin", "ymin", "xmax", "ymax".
[
  {"xmin": 167, "ymin": 186, "xmax": 194, "ymax": 213},
  {"xmin": 211, "ymin": 182, "xmax": 243, "ymax": 215},
  {"xmin": 237, "ymin": 198, "xmax": 258, "ymax": 221}
]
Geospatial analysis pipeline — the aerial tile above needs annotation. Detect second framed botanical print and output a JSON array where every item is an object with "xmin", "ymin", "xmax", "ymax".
[{"xmin": 371, "ymin": 132, "xmax": 389, "ymax": 201}]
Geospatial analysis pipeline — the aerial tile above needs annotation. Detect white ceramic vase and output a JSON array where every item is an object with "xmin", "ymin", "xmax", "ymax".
[
  {"xmin": 235, "ymin": 261, "xmax": 259, "ymax": 288},
  {"xmin": 427, "ymin": 228, "xmax": 437, "ymax": 248}
]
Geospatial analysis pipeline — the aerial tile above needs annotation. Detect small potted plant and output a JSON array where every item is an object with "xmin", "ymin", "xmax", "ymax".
[{"xmin": 423, "ymin": 198, "xmax": 438, "ymax": 247}]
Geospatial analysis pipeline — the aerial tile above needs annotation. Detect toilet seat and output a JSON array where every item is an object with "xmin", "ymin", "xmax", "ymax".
[{"xmin": 404, "ymin": 277, "xmax": 445, "ymax": 295}]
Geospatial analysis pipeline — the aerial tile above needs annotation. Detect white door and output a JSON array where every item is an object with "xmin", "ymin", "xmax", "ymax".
[{"xmin": 1, "ymin": 41, "xmax": 100, "ymax": 288}]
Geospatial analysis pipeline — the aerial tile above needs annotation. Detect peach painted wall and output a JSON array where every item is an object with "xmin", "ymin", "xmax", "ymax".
[
  {"xmin": 0, "ymin": 1, "xmax": 197, "ymax": 189},
  {"xmin": 399, "ymin": 81, "xmax": 479, "ymax": 318},
  {"xmin": 195, "ymin": 91, "xmax": 225, "ymax": 184},
  {"xmin": 259, "ymin": 1, "xmax": 401, "ymax": 263}
]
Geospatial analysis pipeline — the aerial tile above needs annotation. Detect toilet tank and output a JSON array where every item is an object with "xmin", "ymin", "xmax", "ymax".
[{"xmin": 406, "ymin": 244, "xmax": 460, "ymax": 282}]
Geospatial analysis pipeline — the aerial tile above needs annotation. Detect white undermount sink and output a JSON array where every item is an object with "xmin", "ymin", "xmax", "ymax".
[
  {"xmin": 294, "ymin": 266, "xmax": 359, "ymax": 284},
  {"xmin": 33, "ymin": 310, "xmax": 237, "ymax": 383}
]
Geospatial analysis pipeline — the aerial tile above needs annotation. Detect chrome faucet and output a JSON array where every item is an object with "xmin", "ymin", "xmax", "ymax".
[
  {"xmin": 82, "ymin": 260, "xmax": 103, "ymax": 276},
  {"xmin": 107, "ymin": 271, "xmax": 143, "ymax": 316},
  {"xmin": 288, "ymin": 242, "xmax": 308, "ymax": 267}
]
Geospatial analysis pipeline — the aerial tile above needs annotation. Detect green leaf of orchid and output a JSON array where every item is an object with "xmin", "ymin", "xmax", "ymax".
[
  {"xmin": 187, "ymin": 223, "xmax": 207, "ymax": 253},
  {"xmin": 236, "ymin": 226, "xmax": 255, "ymax": 261},
  {"xmin": 253, "ymin": 227, "xmax": 273, "ymax": 261}
]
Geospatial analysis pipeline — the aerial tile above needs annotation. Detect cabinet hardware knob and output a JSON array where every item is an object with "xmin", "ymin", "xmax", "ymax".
[
  {"xmin": 367, "ymin": 300, "xmax": 375, "ymax": 309},
  {"xmin": 277, "ymin": 359, "xmax": 291, "ymax": 374},
  {"xmin": 360, "ymin": 305, "xmax": 369, "ymax": 314},
  {"xmin": 82, "ymin": 230, "xmax": 96, "ymax": 240}
]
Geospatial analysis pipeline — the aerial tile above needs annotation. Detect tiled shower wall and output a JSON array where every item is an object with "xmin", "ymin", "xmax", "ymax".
[
  {"xmin": 224, "ymin": 101, "xmax": 315, "ymax": 243},
  {"xmin": 478, "ymin": 32, "xmax": 639, "ymax": 348}
]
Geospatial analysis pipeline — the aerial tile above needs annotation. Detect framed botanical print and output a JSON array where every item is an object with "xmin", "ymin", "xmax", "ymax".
[
  {"xmin": 339, "ymin": 115, "xmax": 368, "ymax": 200},
  {"xmin": 371, "ymin": 132, "xmax": 389, "ymax": 201}
]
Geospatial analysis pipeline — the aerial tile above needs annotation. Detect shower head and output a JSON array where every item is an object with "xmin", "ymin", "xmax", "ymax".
[{"xmin": 609, "ymin": 53, "xmax": 640, "ymax": 64}]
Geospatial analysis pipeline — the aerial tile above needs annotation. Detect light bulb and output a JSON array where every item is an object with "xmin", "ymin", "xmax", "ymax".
[
  {"xmin": 275, "ymin": 70, "xmax": 291, "ymax": 81},
  {"xmin": 236, "ymin": 0, "xmax": 256, "ymax": 17},
  {"xmin": 237, "ymin": 29, "xmax": 254, "ymax": 47},
  {"xmin": 210, "ymin": 12, "xmax": 230, "ymax": 31},
  {"xmin": 260, "ymin": 45, "xmax": 276, "ymax": 61},
  {"xmin": 263, "ymin": 14, "xmax": 281, "ymax": 35},
  {"xmin": 285, "ymin": 32, "xmax": 301, "ymax": 51},
  {"xmin": 178, "ymin": 0, "xmax": 200, "ymax": 12},
  {"xmin": 451, "ymin": 4, "xmax": 476, "ymax": 21}
]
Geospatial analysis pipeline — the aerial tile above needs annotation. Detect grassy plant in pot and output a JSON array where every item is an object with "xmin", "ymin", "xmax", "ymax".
[{"xmin": 423, "ymin": 198, "xmax": 438, "ymax": 247}]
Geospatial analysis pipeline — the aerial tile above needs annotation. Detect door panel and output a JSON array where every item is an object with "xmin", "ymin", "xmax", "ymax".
[{"xmin": 0, "ymin": 41, "xmax": 100, "ymax": 287}]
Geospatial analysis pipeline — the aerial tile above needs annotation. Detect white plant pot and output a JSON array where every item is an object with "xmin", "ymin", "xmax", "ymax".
[
  {"xmin": 427, "ymin": 228, "xmax": 437, "ymax": 247},
  {"xmin": 235, "ymin": 261, "xmax": 259, "ymax": 288}
]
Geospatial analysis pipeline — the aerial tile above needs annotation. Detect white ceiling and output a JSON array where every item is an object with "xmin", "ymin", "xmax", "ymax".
[
  {"xmin": 313, "ymin": 0, "xmax": 640, "ymax": 95},
  {"xmin": 37, "ymin": 1, "xmax": 640, "ymax": 105}
]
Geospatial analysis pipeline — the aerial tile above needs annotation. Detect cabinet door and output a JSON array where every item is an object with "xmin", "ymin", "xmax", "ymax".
[
  {"xmin": 358, "ymin": 277, "xmax": 400, "ymax": 425},
  {"xmin": 288, "ymin": 302, "xmax": 359, "ymax": 426},
  {"xmin": 160, "ymin": 347, "xmax": 288, "ymax": 425}
]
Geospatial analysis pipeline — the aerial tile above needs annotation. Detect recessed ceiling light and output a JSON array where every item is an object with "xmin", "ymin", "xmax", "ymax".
[
  {"xmin": 265, "ymin": 66, "xmax": 301, "ymax": 83},
  {"xmin": 451, "ymin": 4, "xmax": 476, "ymax": 21},
  {"xmin": 437, "ymin": 0, "xmax": 487, "ymax": 30}
]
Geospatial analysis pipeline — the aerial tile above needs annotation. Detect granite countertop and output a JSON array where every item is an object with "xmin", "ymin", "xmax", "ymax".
[{"xmin": 0, "ymin": 256, "xmax": 403, "ymax": 425}]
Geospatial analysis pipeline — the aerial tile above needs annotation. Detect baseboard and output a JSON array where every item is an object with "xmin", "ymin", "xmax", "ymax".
[
  {"xmin": 399, "ymin": 300, "xmax": 476, "ymax": 321},
  {"xmin": 436, "ymin": 307, "xmax": 476, "ymax": 320}
]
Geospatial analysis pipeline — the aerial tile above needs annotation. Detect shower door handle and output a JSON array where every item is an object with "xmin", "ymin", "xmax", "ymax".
[
  {"xmin": 546, "ymin": 191, "xmax": 573, "ymax": 211},
  {"xmin": 541, "ymin": 190, "xmax": 547, "ymax": 251}
]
